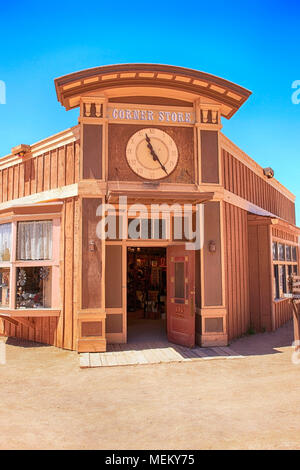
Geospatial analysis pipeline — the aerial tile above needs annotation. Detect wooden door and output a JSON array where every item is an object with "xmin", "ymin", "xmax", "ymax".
[{"xmin": 167, "ymin": 245, "xmax": 195, "ymax": 347}]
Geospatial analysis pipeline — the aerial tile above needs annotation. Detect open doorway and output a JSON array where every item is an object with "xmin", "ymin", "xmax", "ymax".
[{"xmin": 127, "ymin": 246, "xmax": 167, "ymax": 343}]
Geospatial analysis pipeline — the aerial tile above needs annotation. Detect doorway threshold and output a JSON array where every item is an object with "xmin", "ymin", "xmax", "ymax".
[{"xmin": 79, "ymin": 341, "xmax": 244, "ymax": 368}]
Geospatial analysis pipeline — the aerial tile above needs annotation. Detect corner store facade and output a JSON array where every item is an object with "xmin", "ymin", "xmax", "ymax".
[{"xmin": 0, "ymin": 64, "xmax": 299, "ymax": 352}]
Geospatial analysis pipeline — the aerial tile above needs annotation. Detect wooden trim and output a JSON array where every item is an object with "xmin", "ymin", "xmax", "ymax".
[
  {"xmin": 0, "ymin": 309, "xmax": 61, "ymax": 317},
  {"xmin": 0, "ymin": 184, "xmax": 78, "ymax": 211},
  {"xmin": 55, "ymin": 63, "xmax": 251, "ymax": 117},
  {"xmin": 0, "ymin": 126, "xmax": 80, "ymax": 168}
]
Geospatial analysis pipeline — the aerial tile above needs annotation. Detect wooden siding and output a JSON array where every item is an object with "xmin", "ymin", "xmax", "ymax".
[
  {"xmin": 222, "ymin": 149, "xmax": 296, "ymax": 225},
  {"xmin": 0, "ymin": 197, "xmax": 80, "ymax": 350},
  {"xmin": 273, "ymin": 300, "xmax": 293, "ymax": 331},
  {"xmin": 0, "ymin": 142, "xmax": 80, "ymax": 203},
  {"xmin": 224, "ymin": 202, "xmax": 250, "ymax": 341},
  {"xmin": 248, "ymin": 222, "xmax": 273, "ymax": 332}
]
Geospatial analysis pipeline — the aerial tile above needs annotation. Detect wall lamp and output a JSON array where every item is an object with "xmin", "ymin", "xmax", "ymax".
[
  {"xmin": 11, "ymin": 144, "xmax": 31, "ymax": 158},
  {"xmin": 208, "ymin": 240, "xmax": 216, "ymax": 253},
  {"xmin": 263, "ymin": 167, "xmax": 274, "ymax": 179},
  {"xmin": 89, "ymin": 240, "xmax": 96, "ymax": 252}
]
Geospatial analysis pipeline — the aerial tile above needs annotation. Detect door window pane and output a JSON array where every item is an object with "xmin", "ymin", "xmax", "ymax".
[
  {"xmin": 286, "ymin": 246, "xmax": 292, "ymax": 261},
  {"xmin": 17, "ymin": 221, "xmax": 52, "ymax": 260},
  {"xmin": 0, "ymin": 223, "xmax": 11, "ymax": 261},
  {"xmin": 0, "ymin": 268, "xmax": 10, "ymax": 307},
  {"xmin": 175, "ymin": 262, "xmax": 184, "ymax": 301},
  {"xmin": 292, "ymin": 246, "xmax": 297, "ymax": 262}
]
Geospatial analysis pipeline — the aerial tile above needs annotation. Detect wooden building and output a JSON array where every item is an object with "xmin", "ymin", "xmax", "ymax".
[{"xmin": 0, "ymin": 64, "xmax": 299, "ymax": 352}]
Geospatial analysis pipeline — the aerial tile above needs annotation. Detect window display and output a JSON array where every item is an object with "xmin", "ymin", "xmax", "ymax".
[
  {"xmin": 0, "ymin": 268, "xmax": 10, "ymax": 307},
  {"xmin": 16, "ymin": 266, "xmax": 52, "ymax": 309}
]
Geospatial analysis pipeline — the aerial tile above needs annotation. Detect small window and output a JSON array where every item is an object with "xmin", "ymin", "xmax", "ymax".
[
  {"xmin": 272, "ymin": 242, "xmax": 278, "ymax": 261},
  {"xmin": 279, "ymin": 265, "xmax": 287, "ymax": 296},
  {"xmin": 17, "ymin": 221, "xmax": 53, "ymax": 261},
  {"xmin": 278, "ymin": 243, "xmax": 285, "ymax": 261},
  {"xmin": 0, "ymin": 268, "xmax": 10, "ymax": 307},
  {"xmin": 293, "ymin": 265, "xmax": 298, "ymax": 275},
  {"xmin": 292, "ymin": 246, "xmax": 297, "ymax": 262},
  {"xmin": 274, "ymin": 265, "xmax": 280, "ymax": 299},
  {"xmin": 16, "ymin": 266, "xmax": 52, "ymax": 309},
  {"xmin": 286, "ymin": 245, "xmax": 292, "ymax": 262},
  {"xmin": 0, "ymin": 223, "xmax": 11, "ymax": 261}
]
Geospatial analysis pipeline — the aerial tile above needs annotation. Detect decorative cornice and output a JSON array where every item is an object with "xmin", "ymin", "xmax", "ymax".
[{"xmin": 54, "ymin": 64, "xmax": 251, "ymax": 118}]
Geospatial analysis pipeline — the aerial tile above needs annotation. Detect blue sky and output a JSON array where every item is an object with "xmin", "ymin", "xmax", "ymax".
[{"xmin": 0, "ymin": 0, "xmax": 299, "ymax": 222}]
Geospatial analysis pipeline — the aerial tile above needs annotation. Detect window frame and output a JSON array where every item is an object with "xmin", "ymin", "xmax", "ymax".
[
  {"xmin": 272, "ymin": 238, "xmax": 299, "ymax": 300},
  {"xmin": 0, "ymin": 215, "xmax": 60, "ymax": 311}
]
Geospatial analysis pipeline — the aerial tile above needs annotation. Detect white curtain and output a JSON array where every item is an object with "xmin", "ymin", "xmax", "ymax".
[
  {"xmin": 17, "ymin": 221, "xmax": 53, "ymax": 260},
  {"xmin": 0, "ymin": 223, "xmax": 11, "ymax": 261}
]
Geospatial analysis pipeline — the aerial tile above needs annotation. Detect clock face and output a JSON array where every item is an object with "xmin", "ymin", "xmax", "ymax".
[{"xmin": 126, "ymin": 128, "xmax": 179, "ymax": 180}]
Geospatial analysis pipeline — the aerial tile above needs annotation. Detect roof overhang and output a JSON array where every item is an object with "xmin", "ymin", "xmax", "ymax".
[
  {"xmin": 54, "ymin": 64, "xmax": 251, "ymax": 119},
  {"xmin": 107, "ymin": 189, "xmax": 214, "ymax": 205}
]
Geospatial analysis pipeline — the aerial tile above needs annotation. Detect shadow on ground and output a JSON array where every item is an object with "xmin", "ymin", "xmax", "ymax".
[{"xmin": 229, "ymin": 320, "xmax": 294, "ymax": 356}]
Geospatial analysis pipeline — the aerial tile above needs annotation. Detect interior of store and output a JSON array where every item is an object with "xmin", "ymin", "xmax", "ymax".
[{"xmin": 127, "ymin": 246, "xmax": 167, "ymax": 342}]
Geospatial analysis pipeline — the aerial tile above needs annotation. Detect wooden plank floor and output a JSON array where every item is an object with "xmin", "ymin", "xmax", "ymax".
[{"xmin": 79, "ymin": 342, "xmax": 244, "ymax": 368}]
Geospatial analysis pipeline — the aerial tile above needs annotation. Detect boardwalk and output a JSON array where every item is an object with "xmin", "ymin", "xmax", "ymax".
[{"xmin": 79, "ymin": 341, "xmax": 243, "ymax": 368}]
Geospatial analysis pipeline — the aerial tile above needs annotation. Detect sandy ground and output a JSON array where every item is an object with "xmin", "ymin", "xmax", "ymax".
[{"xmin": 0, "ymin": 321, "xmax": 300, "ymax": 450}]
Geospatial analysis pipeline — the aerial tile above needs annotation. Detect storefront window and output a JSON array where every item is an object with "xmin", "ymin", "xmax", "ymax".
[
  {"xmin": 0, "ymin": 223, "xmax": 11, "ymax": 261},
  {"xmin": 16, "ymin": 267, "xmax": 52, "ymax": 309},
  {"xmin": 17, "ymin": 220, "xmax": 52, "ymax": 260},
  {"xmin": 0, "ymin": 268, "xmax": 10, "ymax": 307},
  {"xmin": 273, "ymin": 241, "xmax": 298, "ymax": 299}
]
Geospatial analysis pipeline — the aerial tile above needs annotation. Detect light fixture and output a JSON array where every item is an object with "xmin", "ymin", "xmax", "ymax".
[
  {"xmin": 89, "ymin": 240, "xmax": 96, "ymax": 252},
  {"xmin": 11, "ymin": 144, "xmax": 31, "ymax": 158},
  {"xmin": 263, "ymin": 167, "xmax": 274, "ymax": 179},
  {"xmin": 208, "ymin": 240, "xmax": 216, "ymax": 253}
]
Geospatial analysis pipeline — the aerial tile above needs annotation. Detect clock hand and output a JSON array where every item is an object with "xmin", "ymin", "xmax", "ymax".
[{"xmin": 145, "ymin": 134, "xmax": 168, "ymax": 175}]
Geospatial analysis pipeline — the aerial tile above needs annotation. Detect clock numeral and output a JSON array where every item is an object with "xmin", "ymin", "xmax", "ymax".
[
  {"xmin": 149, "ymin": 128, "xmax": 155, "ymax": 134},
  {"xmin": 171, "ymin": 150, "xmax": 177, "ymax": 156},
  {"xmin": 127, "ymin": 148, "xmax": 132, "ymax": 154}
]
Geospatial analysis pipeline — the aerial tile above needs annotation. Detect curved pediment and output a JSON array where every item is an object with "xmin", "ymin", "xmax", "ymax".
[{"xmin": 54, "ymin": 63, "xmax": 251, "ymax": 119}]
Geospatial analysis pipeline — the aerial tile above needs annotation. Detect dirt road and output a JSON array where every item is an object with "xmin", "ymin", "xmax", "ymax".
[{"xmin": 0, "ymin": 321, "xmax": 299, "ymax": 450}]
